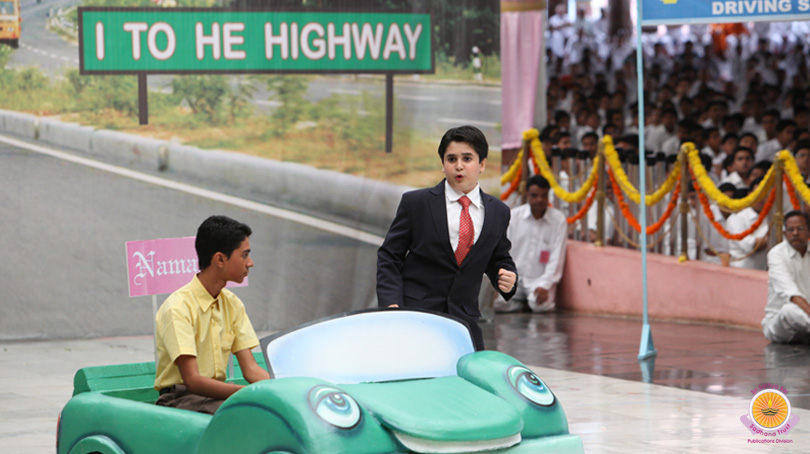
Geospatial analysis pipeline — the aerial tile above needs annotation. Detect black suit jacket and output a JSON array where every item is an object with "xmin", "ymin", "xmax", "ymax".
[{"xmin": 376, "ymin": 181, "xmax": 518, "ymax": 349}]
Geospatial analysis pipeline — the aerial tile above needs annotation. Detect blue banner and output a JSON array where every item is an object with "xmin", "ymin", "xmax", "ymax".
[{"xmin": 641, "ymin": 0, "xmax": 810, "ymax": 25}]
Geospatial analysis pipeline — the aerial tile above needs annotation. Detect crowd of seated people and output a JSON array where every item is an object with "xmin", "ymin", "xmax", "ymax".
[{"xmin": 537, "ymin": 11, "xmax": 810, "ymax": 270}]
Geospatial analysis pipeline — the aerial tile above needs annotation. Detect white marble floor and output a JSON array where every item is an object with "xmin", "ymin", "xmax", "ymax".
[
  {"xmin": 1, "ymin": 336, "xmax": 808, "ymax": 453},
  {"xmin": 537, "ymin": 366, "xmax": 810, "ymax": 453}
]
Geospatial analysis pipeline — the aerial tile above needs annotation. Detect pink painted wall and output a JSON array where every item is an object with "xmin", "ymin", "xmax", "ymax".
[{"xmin": 557, "ymin": 241, "xmax": 768, "ymax": 329}]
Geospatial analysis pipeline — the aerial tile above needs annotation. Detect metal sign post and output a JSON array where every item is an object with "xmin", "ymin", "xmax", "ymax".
[{"xmin": 635, "ymin": 0, "xmax": 656, "ymax": 361}]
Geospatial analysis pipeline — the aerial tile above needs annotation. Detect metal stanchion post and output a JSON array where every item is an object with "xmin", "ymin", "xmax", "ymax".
[
  {"xmin": 567, "ymin": 149, "xmax": 576, "ymax": 223},
  {"xmin": 552, "ymin": 147, "xmax": 561, "ymax": 209},
  {"xmin": 596, "ymin": 141, "xmax": 606, "ymax": 246},
  {"xmin": 773, "ymin": 159, "xmax": 784, "ymax": 246},
  {"xmin": 680, "ymin": 149, "xmax": 690, "ymax": 260}
]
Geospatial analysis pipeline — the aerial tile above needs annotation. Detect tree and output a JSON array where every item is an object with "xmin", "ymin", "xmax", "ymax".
[{"xmin": 226, "ymin": 0, "xmax": 500, "ymax": 63}]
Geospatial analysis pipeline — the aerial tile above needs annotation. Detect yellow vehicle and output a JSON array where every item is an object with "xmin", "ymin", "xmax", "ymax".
[{"xmin": 0, "ymin": 0, "xmax": 20, "ymax": 48}]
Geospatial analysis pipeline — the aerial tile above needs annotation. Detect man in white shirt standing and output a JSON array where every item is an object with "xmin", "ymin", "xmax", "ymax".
[
  {"xmin": 762, "ymin": 211, "xmax": 810, "ymax": 343},
  {"xmin": 495, "ymin": 176, "xmax": 567, "ymax": 313}
]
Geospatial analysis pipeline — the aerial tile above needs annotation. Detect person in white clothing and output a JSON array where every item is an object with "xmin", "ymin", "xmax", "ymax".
[
  {"xmin": 495, "ymin": 175, "xmax": 567, "ymax": 313},
  {"xmin": 762, "ymin": 211, "xmax": 810, "ymax": 344},
  {"xmin": 701, "ymin": 182, "xmax": 735, "ymax": 265},
  {"xmin": 647, "ymin": 108, "xmax": 677, "ymax": 154},
  {"xmin": 756, "ymin": 119, "xmax": 795, "ymax": 163},
  {"xmin": 726, "ymin": 176, "xmax": 770, "ymax": 270},
  {"xmin": 548, "ymin": 4, "xmax": 572, "ymax": 58},
  {"xmin": 720, "ymin": 146, "xmax": 755, "ymax": 190}
]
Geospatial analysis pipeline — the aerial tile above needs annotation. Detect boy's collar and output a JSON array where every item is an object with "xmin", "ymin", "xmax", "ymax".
[{"xmin": 444, "ymin": 180, "xmax": 482, "ymax": 207}]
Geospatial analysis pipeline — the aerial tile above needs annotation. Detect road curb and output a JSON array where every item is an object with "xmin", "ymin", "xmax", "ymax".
[{"xmin": 0, "ymin": 109, "xmax": 407, "ymax": 234}]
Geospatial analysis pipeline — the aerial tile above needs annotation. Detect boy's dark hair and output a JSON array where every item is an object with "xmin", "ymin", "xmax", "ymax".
[
  {"xmin": 527, "ymin": 175, "xmax": 551, "ymax": 190},
  {"xmin": 196, "ymin": 215, "xmax": 252, "ymax": 270},
  {"xmin": 438, "ymin": 125, "xmax": 489, "ymax": 161},
  {"xmin": 582, "ymin": 131, "xmax": 599, "ymax": 142},
  {"xmin": 794, "ymin": 139, "xmax": 810, "ymax": 154},
  {"xmin": 718, "ymin": 182, "xmax": 737, "ymax": 194},
  {"xmin": 702, "ymin": 127, "xmax": 719, "ymax": 140},
  {"xmin": 731, "ymin": 146, "xmax": 755, "ymax": 161},
  {"xmin": 733, "ymin": 188, "xmax": 749, "ymax": 199},
  {"xmin": 677, "ymin": 118, "xmax": 694, "ymax": 129},
  {"xmin": 754, "ymin": 160, "xmax": 772, "ymax": 172},
  {"xmin": 763, "ymin": 109, "xmax": 781, "ymax": 120},
  {"xmin": 539, "ymin": 125, "xmax": 559, "ymax": 142},
  {"xmin": 554, "ymin": 110, "xmax": 571, "ymax": 123},
  {"xmin": 552, "ymin": 131, "xmax": 571, "ymax": 145},
  {"xmin": 750, "ymin": 175, "xmax": 764, "ymax": 188},
  {"xmin": 784, "ymin": 210, "xmax": 810, "ymax": 229},
  {"xmin": 739, "ymin": 131, "xmax": 758, "ymax": 145},
  {"xmin": 618, "ymin": 134, "xmax": 639, "ymax": 151},
  {"xmin": 777, "ymin": 119, "xmax": 797, "ymax": 132}
]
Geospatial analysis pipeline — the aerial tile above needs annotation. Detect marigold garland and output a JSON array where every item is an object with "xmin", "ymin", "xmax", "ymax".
[
  {"xmin": 779, "ymin": 150, "xmax": 810, "ymax": 206},
  {"xmin": 689, "ymin": 167, "xmax": 776, "ymax": 241},
  {"xmin": 603, "ymin": 135, "xmax": 681, "ymax": 206},
  {"xmin": 500, "ymin": 148, "xmax": 524, "ymax": 186},
  {"xmin": 607, "ymin": 168, "xmax": 681, "ymax": 235},
  {"xmin": 784, "ymin": 174, "xmax": 801, "ymax": 211},
  {"xmin": 528, "ymin": 136, "xmax": 599, "ymax": 203},
  {"xmin": 566, "ymin": 180, "xmax": 599, "ymax": 225},
  {"xmin": 510, "ymin": 132, "xmax": 791, "ymax": 229},
  {"xmin": 500, "ymin": 164, "xmax": 523, "ymax": 201},
  {"xmin": 686, "ymin": 143, "xmax": 775, "ymax": 210}
]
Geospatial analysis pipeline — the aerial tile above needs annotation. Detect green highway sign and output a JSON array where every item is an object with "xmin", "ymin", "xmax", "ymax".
[{"xmin": 78, "ymin": 8, "xmax": 433, "ymax": 74}]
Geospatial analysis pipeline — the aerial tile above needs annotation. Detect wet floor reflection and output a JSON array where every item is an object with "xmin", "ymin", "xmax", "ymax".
[{"xmin": 481, "ymin": 311, "xmax": 810, "ymax": 409}]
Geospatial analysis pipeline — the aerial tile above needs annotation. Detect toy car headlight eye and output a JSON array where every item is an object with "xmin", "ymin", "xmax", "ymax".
[
  {"xmin": 308, "ymin": 385, "xmax": 362, "ymax": 429},
  {"xmin": 506, "ymin": 366, "xmax": 554, "ymax": 406}
]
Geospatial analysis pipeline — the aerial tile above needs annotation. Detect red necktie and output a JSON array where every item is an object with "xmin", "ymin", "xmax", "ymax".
[{"xmin": 455, "ymin": 195, "xmax": 474, "ymax": 265}]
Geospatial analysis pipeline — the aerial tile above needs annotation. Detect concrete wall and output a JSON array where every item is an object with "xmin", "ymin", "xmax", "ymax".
[
  {"xmin": 557, "ymin": 241, "xmax": 768, "ymax": 329},
  {"xmin": 0, "ymin": 110, "xmax": 409, "ymax": 234}
]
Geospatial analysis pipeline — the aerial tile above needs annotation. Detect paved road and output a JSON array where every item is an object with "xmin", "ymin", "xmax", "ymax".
[
  {"xmin": 0, "ymin": 137, "xmax": 381, "ymax": 340},
  {"xmin": 10, "ymin": 0, "xmax": 80, "ymax": 73},
  {"xmin": 8, "ymin": 0, "xmax": 503, "ymax": 145}
]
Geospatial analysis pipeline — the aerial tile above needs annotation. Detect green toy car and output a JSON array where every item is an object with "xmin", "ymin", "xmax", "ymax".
[{"xmin": 57, "ymin": 309, "xmax": 583, "ymax": 453}]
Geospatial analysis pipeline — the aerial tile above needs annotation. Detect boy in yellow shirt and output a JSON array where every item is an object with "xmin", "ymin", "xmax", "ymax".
[{"xmin": 154, "ymin": 215, "xmax": 269, "ymax": 414}]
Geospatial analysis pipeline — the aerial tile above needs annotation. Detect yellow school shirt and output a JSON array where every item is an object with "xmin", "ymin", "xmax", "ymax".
[{"xmin": 154, "ymin": 275, "xmax": 260, "ymax": 390}]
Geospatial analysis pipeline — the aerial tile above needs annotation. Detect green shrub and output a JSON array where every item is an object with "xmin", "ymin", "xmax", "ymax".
[{"xmin": 264, "ymin": 75, "xmax": 311, "ymax": 137}]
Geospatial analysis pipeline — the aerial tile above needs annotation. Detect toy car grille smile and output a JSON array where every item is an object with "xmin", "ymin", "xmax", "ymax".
[{"xmin": 393, "ymin": 431, "xmax": 521, "ymax": 453}]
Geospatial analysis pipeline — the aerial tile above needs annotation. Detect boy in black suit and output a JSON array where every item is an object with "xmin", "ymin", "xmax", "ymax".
[{"xmin": 376, "ymin": 125, "xmax": 518, "ymax": 350}]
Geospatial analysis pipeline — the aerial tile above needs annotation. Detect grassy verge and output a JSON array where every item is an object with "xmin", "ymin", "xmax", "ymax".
[{"xmin": 0, "ymin": 48, "xmax": 501, "ymax": 190}]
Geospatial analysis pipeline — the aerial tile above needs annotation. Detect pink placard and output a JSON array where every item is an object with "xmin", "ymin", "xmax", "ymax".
[{"xmin": 126, "ymin": 236, "xmax": 247, "ymax": 297}]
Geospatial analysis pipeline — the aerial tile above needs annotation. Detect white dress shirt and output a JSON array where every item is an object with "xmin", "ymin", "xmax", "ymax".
[
  {"xmin": 445, "ymin": 181, "xmax": 484, "ymax": 251},
  {"xmin": 586, "ymin": 199, "xmax": 615, "ymax": 243},
  {"xmin": 647, "ymin": 125, "xmax": 675, "ymax": 154},
  {"xmin": 507, "ymin": 204, "xmax": 568, "ymax": 292},
  {"xmin": 662, "ymin": 135, "xmax": 682, "ymax": 156},
  {"xmin": 720, "ymin": 171, "xmax": 748, "ymax": 190},
  {"xmin": 701, "ymin": 204, "xmax": 730, "ymax": 265},
  {"xmin": 764, "ymin": 240, "xmax": 810, "ymax": 322},
  {"xmin": 726, "ymin": 207, "xmax": 769, "ymax": 270},
  {"xmin": 756, "ymin": 138, "xmax": 784, "ymax": 163}
]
